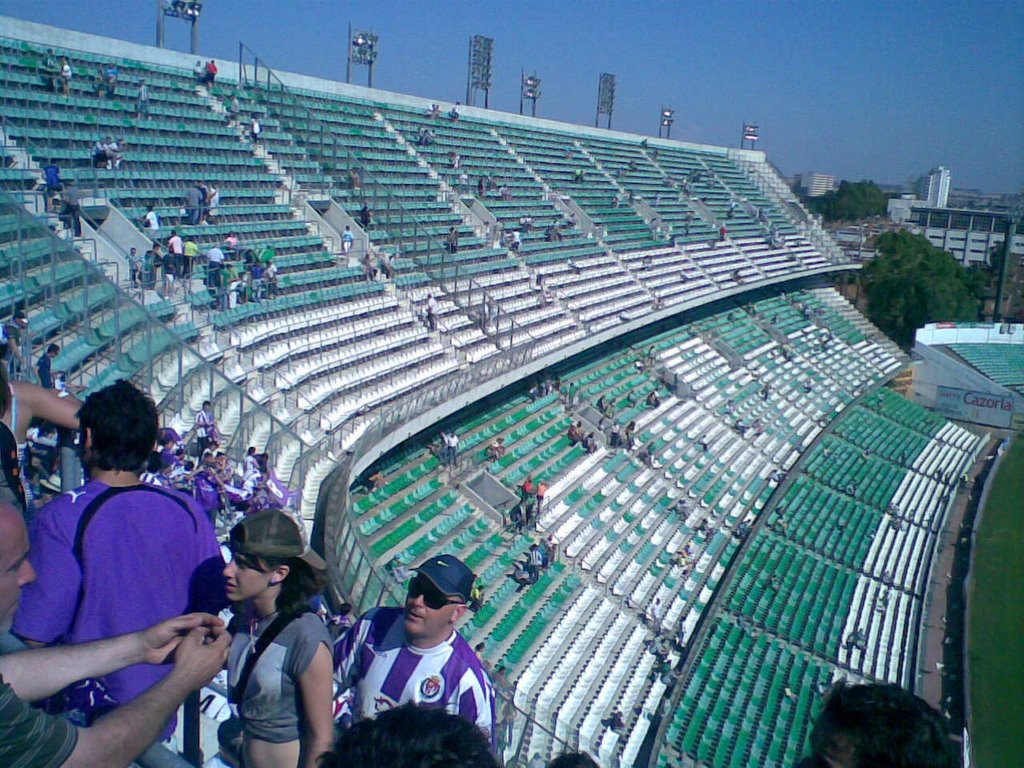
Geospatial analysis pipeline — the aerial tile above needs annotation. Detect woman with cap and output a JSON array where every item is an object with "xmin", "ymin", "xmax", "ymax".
[{"xmin": 223, "ymin": 510, "xmax": 334, "ymax": 768}]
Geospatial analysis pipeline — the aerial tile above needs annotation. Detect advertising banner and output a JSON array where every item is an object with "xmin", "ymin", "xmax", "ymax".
[{"xmin": 935, "ymin": 386, "xmax": 1014, "ymax": 428}]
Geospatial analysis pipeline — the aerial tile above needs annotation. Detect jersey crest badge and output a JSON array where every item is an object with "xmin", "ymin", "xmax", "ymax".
[{"xmin": 419, "ymin": 674, "xmax": 444, "ymax": 702}]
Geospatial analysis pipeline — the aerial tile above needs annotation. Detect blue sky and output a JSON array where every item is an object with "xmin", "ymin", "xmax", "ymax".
[{"xmin": 2, "ymin": 1, "xmax": 1021, "ymax": 193}]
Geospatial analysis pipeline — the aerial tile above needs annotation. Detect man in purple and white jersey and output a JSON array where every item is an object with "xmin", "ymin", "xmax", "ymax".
[{"xmin": 333, "ymin": 554, "xmax": 497, "ymax": 748}]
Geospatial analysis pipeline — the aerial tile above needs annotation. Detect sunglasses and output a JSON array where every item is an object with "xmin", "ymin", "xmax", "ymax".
[{"xmin": 408, "ymin": 575, "xmax": 466, "ymax": 610}]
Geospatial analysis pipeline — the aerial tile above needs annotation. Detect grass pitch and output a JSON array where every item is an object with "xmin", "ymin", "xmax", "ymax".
[{"xmin": 968, "ymin": 437, "xmax": 1024, "ymax": 767}]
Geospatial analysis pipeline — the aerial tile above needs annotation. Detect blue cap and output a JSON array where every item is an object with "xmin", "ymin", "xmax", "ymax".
[{"xmin": 414, "ymin": 553, "xmax": 475, "ymax": 602}]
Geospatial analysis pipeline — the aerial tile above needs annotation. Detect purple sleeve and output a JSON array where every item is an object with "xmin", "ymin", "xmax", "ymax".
[
  {"xmin": 12, "ymin": 507, "xmax": 80, "ymax": 644},
  {"xmin": 332, "ymin": 615, "xmax": 364, "ymax": 691},
  {"xmin": 186, "ymin": 499, "xmax": 228, "ymax": 614}
]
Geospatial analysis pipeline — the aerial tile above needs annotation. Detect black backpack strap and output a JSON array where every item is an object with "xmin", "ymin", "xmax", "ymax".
[
  {"xmin": 231, "ymin": 609, "xmax": 311, "ymax": 705},
  {"xmin": 69, "ymin": 484, "xmax": 201, "ymax": 633}
]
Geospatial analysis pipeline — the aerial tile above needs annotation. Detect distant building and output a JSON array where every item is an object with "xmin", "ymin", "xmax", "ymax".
[
  {"xmin": 915, "ymin": 166, "xmax": 951, "ymax": 208},
  {"xmin": 798, "ymin": 172, "xmax": 834, "ymax": 197},
  {"xmin": 886, "ymin": 199, "xmax": 1024, "ymax": 266}
]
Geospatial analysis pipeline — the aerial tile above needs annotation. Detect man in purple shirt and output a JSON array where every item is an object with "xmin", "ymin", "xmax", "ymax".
[{"xmin": 13, "ymin": 381, "xmax": 226, "ymax": 734}]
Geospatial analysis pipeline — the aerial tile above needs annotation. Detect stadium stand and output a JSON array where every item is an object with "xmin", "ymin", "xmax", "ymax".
[{"xmin": 0, "ymin": 18, "xmax": 990, "ymax": 768}]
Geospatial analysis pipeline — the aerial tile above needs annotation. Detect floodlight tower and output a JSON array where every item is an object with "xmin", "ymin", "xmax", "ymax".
[
  {"xmin": 596, "ymin": 73, "xmax": 616, "ymax": 129},
  {"xmin": 346, "ymin": 24, "xmax": 379, "ymax": 88},
  {"xmin": 466, "ymin": 35, "xmax": 494, "ymax": 108},
  {"xmin": 520, "ymin": 71, "xmax": 541, "ymax": 117},
  {"xmin": 741, "ymin": 122, "xmax": 759, "ymax": 149},
  {"xmin": 659, "ymin": 106, "xmax": 675, "ymax": 138},
  {"xmin": 993, "ymin": 188, "xmax": 1024, "ymax": 322},
  {"xmin": 156, "ymin": 0, "xmax": 203, "ymax": 55}
]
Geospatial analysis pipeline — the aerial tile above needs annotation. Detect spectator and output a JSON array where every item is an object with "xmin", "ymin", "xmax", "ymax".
[
  {"xmin": 42, "ymin": 160, "xmax": 62, "ymax": 213},
  {"xmin": 226, "ymin": 93, "xmax": 240, "ymax": 125},
  {"xmin": 2, "ymin": 311, "xmax": 29, "ymax": 377},
  {"xmin": 36, "ymin": 344, "xmax": 59, "ymax": 390},
  {"xmin": 448, "ymin": 101, "xmax": 461, "ymax": 120},
  {"xmin": 359, "ymin": 203, "xmax": 372, "ymax": 229},
  {"xmin": 135, "ymin": 78, "xmax": 149, "ymax": 117},
  {"xmin": 193, "ymin": 59, "xmax": 205, "ymax": 83},
  {"xmin": 195, "ymin": 400, "xmax": 219, "ymax": 454},
  {"xmin": 59, "ymin": 56, "xmax": 72, "ymax": 96},
  {"xmin": 342, "ymin": 225, "xmax": 354, "ymax": 255},
  {"xmin": 142, "ymin": 204, "xmax": 160, "ymax": 236},
  {"xmin": 426, "ymin": 293, "xmax": 439, "ymax": 331},
  {"xmin": 264, "ymin": 259, "xmax": 278, "ymax": 299},
  {"xmin": 0, "ymin": 349, "xmax": 80, "ymax": 520},
  {"xmin": 333, "ymin": 554, "xmax": 496, "ymax": 745},
  {"xmin": 416, "ymin": 127, "xmax": 435, "ymax": 147},
  {"xmin": 446, "ymin": 226, "xmax": 459, "ymax": 254},
  {"xmin": 377, "ymin": 251, "xmax": 394, "ymax": 280},
  {"xmin": 185, "ymin": 185, "xmax": 202, "ymax": 226},
  {"xmin": 43, "ymin": 48, "xmax": 60, "ymax": 92},
  {"xmin": 12, "ymin": 380, "xmax": 227, "ymax": 736},
  {"xmin": 797, "ymin": 682, "xmax": 955, "ymax": 768},
  {"xmin": 320, "ymin": 704, "xmax": 498, "ymax": 768},
  {"xmin": 427, "ymin": 103, "xmax": 441, "ymax": 119},
  {"xmin": 250, "ymin": 114, "xmax": 262, "ymax": 144},
  {"xmin": 203, "ymin": 59, "xmax": 219, "ymax": 85},
  {"xmin": 204, "ymin": 182, "xmax": 220, "ymax": 224},
  {"xmin": 0, "ymin": 502, "xmax": 229, "ymax": 767},
  {"xmin": 224, "ymin": 510, "xmax": 333, "ymax": 768},
  {"xmin": 144, "ymin": 242, "xmax": 161, "ymax": 290}
]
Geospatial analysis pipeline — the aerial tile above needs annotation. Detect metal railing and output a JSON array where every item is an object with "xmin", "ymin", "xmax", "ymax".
[{"xmin": 237, "ymin": 43, "xmax": 538, "ymax": 359}]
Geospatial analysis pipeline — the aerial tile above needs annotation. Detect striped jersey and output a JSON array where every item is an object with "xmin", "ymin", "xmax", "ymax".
[{"xmin": 333, "ymin": 607, "xmax": 496, "ymax": 747}]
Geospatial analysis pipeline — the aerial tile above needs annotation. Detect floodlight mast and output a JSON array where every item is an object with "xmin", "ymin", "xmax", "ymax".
[
  {"xmin": 520, "ymin": 71, "xmax": 541, "ymax": 117},
  {"xmin": 596, "ymin": 73, "xmax": 616, "ymax": 129},
  {"xmin": 347, "ymin": 23, "xmax": 379, "ymax": 87},
  {"xmin": 466, "ymin": 35, "xmax": 494, "ymax": 108},
  {"xmin": 659, "ymin": 106, "xmax": 675, "ymax": 139},
  {"xmin": 741, "ymin": 122, "xmax": 759, "ymax": 150},
  {"xmin": 156, "ymin": 0, "xmax": 202, "ymax": 55}
]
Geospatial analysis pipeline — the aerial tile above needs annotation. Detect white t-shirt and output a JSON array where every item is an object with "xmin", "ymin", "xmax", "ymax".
[{"xmin": 144, "ymin": 210, "xmax": 160, "ymax": 231}]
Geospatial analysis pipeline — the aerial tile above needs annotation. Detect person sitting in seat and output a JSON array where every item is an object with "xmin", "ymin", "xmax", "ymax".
[{"xmin": 486, "ymin": 437, "xmax": 506, "ymax": 461}]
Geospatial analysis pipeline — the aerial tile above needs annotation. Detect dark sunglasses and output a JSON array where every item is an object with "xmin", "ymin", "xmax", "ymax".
[{"xmin": 408, "ymin": 575, "xmax": 465, "ymax": 610}]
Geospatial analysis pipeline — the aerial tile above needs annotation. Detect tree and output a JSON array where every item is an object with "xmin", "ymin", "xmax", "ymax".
[
  {"xmin": 860, "ymin": 230, "xmax": 984, "ymax": 347},
  {"xmin": 808, "ymin": 180, "xmax": 888, "ymax": 222}
]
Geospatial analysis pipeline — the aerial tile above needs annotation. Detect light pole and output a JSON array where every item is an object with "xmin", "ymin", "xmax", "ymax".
[
  {"xmin": 346, "ymin": 24, "xmax": 379, "ymax": 87},
  {"xmin": 466, "ymin": 35, "xmax": 494, "ymax": 108},
  {"xmin": 741, "ymin": 122, "xmax": 759, "ymax": 149},
  {"xmin": 520, "ymin": 71, "xmax": 541, "ymax": 117},
  {"xmin": 596, "ymin": 73, "xmax": 616, "ymax": 129},
  {"xmin": 156, "ymin": 0, "xmax": 203, "ymax": 55},
  {"xmin": 659, "ymin": 106, "xmax": 675, "ymax": 138}
]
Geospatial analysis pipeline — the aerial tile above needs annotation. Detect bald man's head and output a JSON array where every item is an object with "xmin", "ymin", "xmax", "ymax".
[{"xmin": 0, "ymin": 502, "xmax": 34, "ymax": 633}]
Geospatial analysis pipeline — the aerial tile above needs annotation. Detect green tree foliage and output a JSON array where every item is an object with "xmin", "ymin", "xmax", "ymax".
[
  {"xmin": 808, "ymin": 180, "xmax": 888, "ymax": 222},
  {"xmin": 860, "ymin": 230, "xmax": 985, "ymax": 347}
]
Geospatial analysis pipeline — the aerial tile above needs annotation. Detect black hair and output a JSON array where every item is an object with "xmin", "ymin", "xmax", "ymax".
[
  {"xmin": 145, "ymin": 452, "xmax": 163, "ymax": 474},
  {"xmin": 807, "ymin": 682, "xmax": 954, "ymax": 768},
  {"xmin": 548, "ymin": 754, "xmax": 600, "ymax": 768},
  {"xmin": 319, "ymin": 704, "xmax": 497, "ymax": 768},
  {"xmin": 47, "ymin": 343, "xmax": 60, "ymax": 355},
  {"xmin": 245, "ymin": 554, "xmax": 324, "ymax": 616},
  {"xmin": 78, "ymin": 380, "xmax": 158, "ymax": 473}
]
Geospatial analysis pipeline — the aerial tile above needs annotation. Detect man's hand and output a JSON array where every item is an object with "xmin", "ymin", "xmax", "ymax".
[
  {"xmin": 136, "ymin": 613, "xmax": 226, "ymax": 666},
  {"xmin": 167, "ymin": 626, "xmax": 232, "ymax": 690}
]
